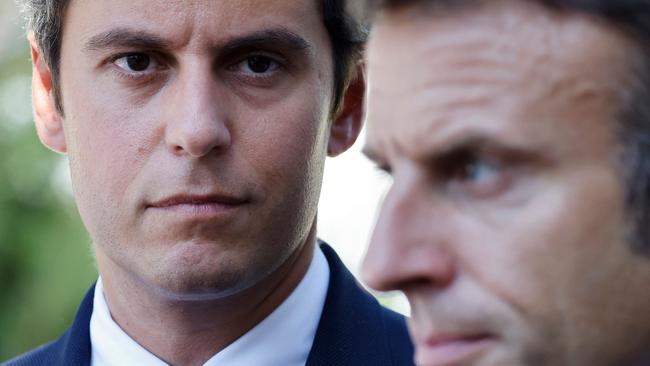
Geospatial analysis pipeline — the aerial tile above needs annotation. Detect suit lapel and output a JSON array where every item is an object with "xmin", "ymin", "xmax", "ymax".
[
  {"xmin": 306, "ymin": 243, "xmax": 397, "ymax": 366},
  {"xmin": 52, "ymin": 283, "xmax": 94, "ymax": 366}
]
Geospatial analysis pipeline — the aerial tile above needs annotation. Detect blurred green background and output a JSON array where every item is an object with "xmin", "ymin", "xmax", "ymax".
[{"xmin": 0, "ymin": 1, "xmax": 98, "ymax": 361}]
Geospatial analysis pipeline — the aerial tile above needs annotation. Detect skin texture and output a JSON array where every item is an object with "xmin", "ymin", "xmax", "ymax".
[
  {"xmin": 29, "ymin": 0, "xmax": 364, "ymax": 364},
  {"xmin": 362, "ymin": 1, "xmax": 650, "ymax": 365}
]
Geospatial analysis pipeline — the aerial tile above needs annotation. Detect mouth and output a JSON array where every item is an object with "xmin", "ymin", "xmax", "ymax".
[
  {"xmin": 146, "ymin": 194, "xmax": 250, "ymax": 217},
  {"xmin": 415, "ymin": 333, "xmax": 494, "ymax": 366}
]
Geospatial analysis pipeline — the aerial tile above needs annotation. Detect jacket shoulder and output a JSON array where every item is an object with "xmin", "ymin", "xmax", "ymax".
[
  {"xmin": 309, "ymin": 242, "xmax": 414, "ymax": 366},
  {"xmin": 379, "ymin": 306, "xmax": 415, "ymax": 365},
  {"xmin": 2, "ymin": 284, "xmax": 95, "ymax": 366}
]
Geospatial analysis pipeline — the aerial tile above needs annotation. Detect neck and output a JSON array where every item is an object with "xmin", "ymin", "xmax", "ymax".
[{"xmin": 96, "ymin": 229, "xmax": 317, "ymax": 366}]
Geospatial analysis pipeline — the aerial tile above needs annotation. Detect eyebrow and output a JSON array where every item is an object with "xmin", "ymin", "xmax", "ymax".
[
  {"xmin": 221, "ymin": 29, "xmax": 312, "ymax": 53},
  {"xmin": 362, "ymin": 132, "xmax": 545, "ymax": 171},
  {"xmin": 83, "ymin": 27, "xmax": 312, "ymax": 54},
  {"xmin": 424, "ymin": 133, "xmax": 540, "ymax": 162},
  {"xmin": 84, "ymin": 28, "xmax": 170, "ymax": 51}
]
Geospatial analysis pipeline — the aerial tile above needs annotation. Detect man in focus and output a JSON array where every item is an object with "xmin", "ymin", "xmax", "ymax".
[{"xmin": 3, "ymin": 0, "xmax": 414, "ymax": 365}]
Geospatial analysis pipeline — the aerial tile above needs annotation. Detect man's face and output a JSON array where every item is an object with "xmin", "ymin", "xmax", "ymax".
[
  {"xmin": 54, "ymin": 0, "xmax": 338, "ymax": 297},
  {"xmin": 362, "ymin": 1, "xmax": 650, "ymax": 365}
]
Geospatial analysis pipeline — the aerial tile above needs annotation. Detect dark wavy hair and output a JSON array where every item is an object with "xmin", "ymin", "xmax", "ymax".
[
  {"xmin": 364, "ymin": 0, "xmax": 650, "ymax": 254},
  {"xmin": 19, "ymin": 0, "xmax": 367, "ymax": 115}
]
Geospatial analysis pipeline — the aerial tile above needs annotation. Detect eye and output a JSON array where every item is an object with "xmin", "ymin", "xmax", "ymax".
[
  {"xmin": 445, "ymin": 155, "xmax": 511, "ymax": 198},
  {"xmin": 460, "ymin": 160, "xmax": 500, "ymax": 184},
  {"xmin": 113, "ymin": 53, "xmax": 159, "ymax": 74},
  {"xmin": 247, "ymin": 56, "xmax": 273, "ymax": 73},
  {"xmin": 232, "ymin": 55, "xmax": 281, "ymax": 76}
]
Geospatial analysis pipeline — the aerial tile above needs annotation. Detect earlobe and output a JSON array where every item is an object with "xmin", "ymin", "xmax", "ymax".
[
  {"xmin": 29, "ymin": 32, "xmax": 67, "ymax": 154},
  {"xmin": 327, "ymin": 63, "xmax": 366, "ymax": 157}
]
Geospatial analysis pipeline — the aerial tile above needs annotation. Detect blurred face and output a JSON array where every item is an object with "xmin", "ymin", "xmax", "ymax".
[
  {"xmin": 362, "ymin": 1, "xmax": 650, "ymax": 365},
  {"xmin": 54, "ymin": 0, "xmax": 338, "ymax": 297}
]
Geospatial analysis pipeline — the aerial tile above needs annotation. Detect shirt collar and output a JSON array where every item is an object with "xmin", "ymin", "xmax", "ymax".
[{"xmin": 90, "ymin": 245, "xmax": 330, "ymax": 366}]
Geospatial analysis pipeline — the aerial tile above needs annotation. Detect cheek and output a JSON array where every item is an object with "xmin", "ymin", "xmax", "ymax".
[
  {"xmin": 453, "ymin": 165, "xmax": 626, "ymax": 340},
  {"xmin": 64, "ymin": 91, "xmax": 155, "ymax": 227},
  {"xmin": 62, "ymin": 51, "xmax": 159, "ymax": 166},
  {"xmin": 237, "ymin": 87, "xmax": 332, "ymax": 192}
]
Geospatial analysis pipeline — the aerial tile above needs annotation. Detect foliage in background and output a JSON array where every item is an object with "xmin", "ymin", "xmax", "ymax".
[{"xmin": 0, "ymin": 4, "xmax": 97, "ymax": 361}]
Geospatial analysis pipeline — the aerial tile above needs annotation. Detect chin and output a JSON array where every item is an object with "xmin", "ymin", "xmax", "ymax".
[
  {"xmin": 143, "ymin": 253, "xmax": 243, "ymax": 299},
  {"xmin": 150, "ymin": 267, "xmax": 252, "ymax": 301}
]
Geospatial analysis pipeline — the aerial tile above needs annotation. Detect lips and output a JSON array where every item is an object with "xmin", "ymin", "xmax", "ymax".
[
  {"xmin": 146, "ymin": 193, "xmax": 250, "ymax": 217},
  {"xmin": 148, "ymin": 194, "xmax": 249, "ymax": 208},
  {"xmin": 415, "ymin": 333, "xmax": 494, "ymax": 366}
]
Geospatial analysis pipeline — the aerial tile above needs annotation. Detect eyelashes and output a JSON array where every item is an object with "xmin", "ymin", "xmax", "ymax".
[
  {"xmin": 107, "ymin": 52, "xmax": 168, "ymax": 83},
  {"xmin": 105, "ymin": 51, "xmax": 288, "ymax": 87}
]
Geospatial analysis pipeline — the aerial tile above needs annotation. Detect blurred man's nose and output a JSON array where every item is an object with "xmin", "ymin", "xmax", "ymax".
[
  {"xmin": 362, "ymin": 176, "xmax": 457, "ymax": 293},
  {"xmin": 164, "ymin": 60, "xmax": 231, "ymax": 158}
]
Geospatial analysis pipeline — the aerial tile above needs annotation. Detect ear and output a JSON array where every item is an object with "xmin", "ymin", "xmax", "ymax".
[
  {"xmin": 327, "ymin": 62, "xmax": 366, "ymax": 157},
  {"xmin": 29, "ymin": 32, "xmax": 67, "ymax": 154}
]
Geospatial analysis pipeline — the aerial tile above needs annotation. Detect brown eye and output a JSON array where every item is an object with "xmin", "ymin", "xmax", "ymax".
[
  {"xmin": 125, "ymin": 54, "xmax": 151, "ymax": 72},
  {"xmin": 247, "ymin": 56, "xmax": 272, "ymax": 73},
  {"xmin": 230, "ymin": 54, "xmax": 281, "ymax": 77},
  {"xmin": 114, "ymin": 53, "xmax": 156, "ymax": 74}
]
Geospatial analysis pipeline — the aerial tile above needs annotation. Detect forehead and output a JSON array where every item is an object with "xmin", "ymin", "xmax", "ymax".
[
  {"xmin": 364, "ymin": 0, "xmax": 638, "ymax": 160},
  {"xmin": 63, "ymin": 0, "xmax": 325, "ymax": 48}
]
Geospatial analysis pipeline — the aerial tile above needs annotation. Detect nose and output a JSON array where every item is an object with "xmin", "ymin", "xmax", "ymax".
[
  {"xmin": 164, "ymin": 62, "xmax": 231, "ymax": 158},
  {"xmin": 362, "ymin": 176, "xmax": 457, "ymax": 292}
]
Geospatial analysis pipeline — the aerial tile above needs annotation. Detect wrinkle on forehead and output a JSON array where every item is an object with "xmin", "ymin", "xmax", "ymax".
[{"xmin": 365, "ymin": 0, "xmax": 639, "ymax": 162}]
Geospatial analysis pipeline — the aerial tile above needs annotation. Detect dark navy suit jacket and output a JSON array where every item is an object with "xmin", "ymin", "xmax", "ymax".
[{"xmin": 3, "ymin": 243, "xmax": 414, "ymax": 366}]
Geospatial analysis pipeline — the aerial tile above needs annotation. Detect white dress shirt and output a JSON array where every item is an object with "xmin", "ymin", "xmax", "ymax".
[{"xmin": 90, "ymin": 246, "xmax": 330, "ymax": 366}]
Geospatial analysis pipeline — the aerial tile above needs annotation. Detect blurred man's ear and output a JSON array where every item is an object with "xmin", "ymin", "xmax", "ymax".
[
  {"xmin": 29, "ymin": 32, "xmax": 67, "ymax": 154},
  {"xmin": 327, "ymin": 63, "xmax": 365, "ymax": 157}
]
